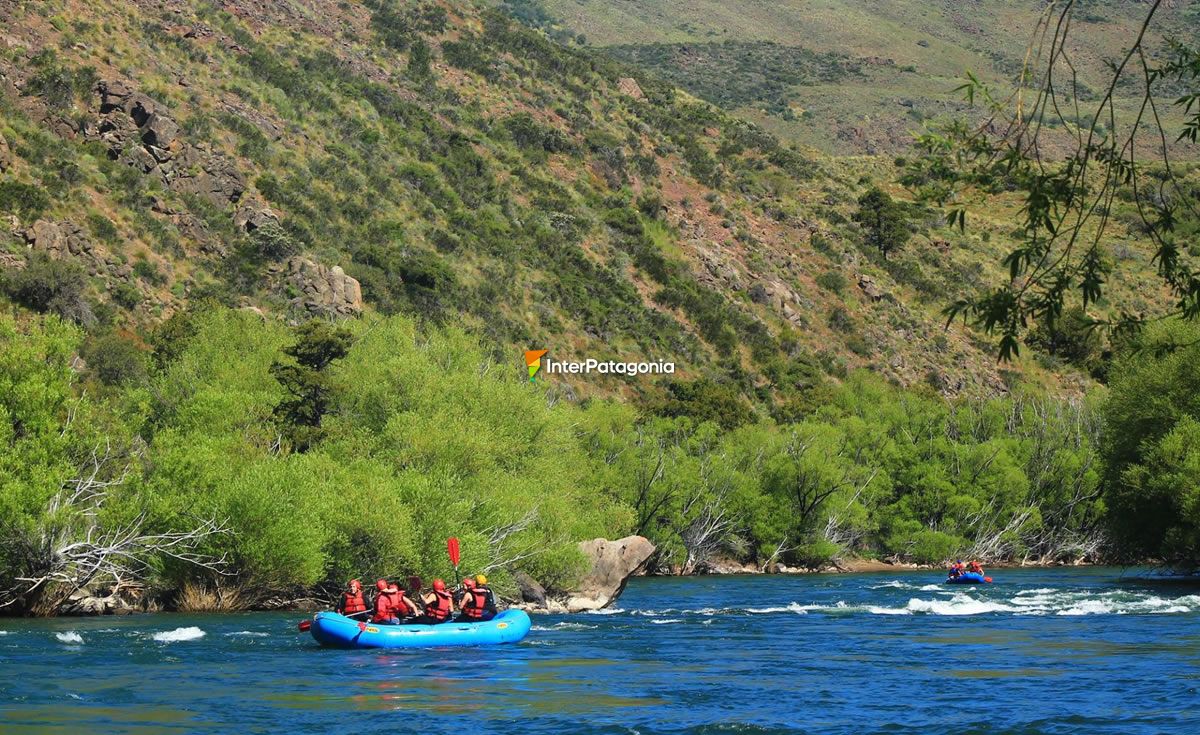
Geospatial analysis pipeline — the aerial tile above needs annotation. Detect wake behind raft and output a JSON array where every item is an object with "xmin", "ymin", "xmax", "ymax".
[{"xmin": 309, "ymin": 609, "xmax": 532, "ymax": 649}]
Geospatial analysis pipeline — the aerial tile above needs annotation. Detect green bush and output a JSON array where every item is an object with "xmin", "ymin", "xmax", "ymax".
[
  {"xmin": 3, "ymin": 253, "xmax": 94, "ymax": 325},
  {"xmin": 0, "ymin": 180, "xmax": 51, "ymax": 220},
  {"xmin": 815, "ymin": 270, "xmax": 846, "ymax": 294}
]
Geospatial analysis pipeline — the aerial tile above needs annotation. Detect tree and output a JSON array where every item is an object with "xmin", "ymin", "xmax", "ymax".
[
  {"xmin": 271, "ymin": 320, "xmax": 355, "ymax": 451},
  {"xmin": 408, "ymin": 38, "xmax": 433, "ymax": 79},
  {"xmin": 911, "ymin": 1, "xmax": 1200, "ymax": 358},
  {"xmin": 1102, "ymin": 322, "xmax": 1200, "ymax": 566},
  {"xmin": 853, "ymin": 186, "xmax": 911, "ymax": 259}
]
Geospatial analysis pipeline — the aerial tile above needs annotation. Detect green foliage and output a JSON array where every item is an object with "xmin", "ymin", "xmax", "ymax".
[
  {"xmin": 1102, "ymin": 322, "xmax": 1200, "ymax": 565},
  {"xmin": 24, "ymin": 49, "xmax": 98, "ymax": 110},
  {"xmin": 815, "ymin": 270, "xmax": 846, "ymax": 294},
  {"xmin": 606, "ymin": 41, "xmax": 861, "ymax": 119},
  {"xmin": 854, "ymin": 186, "xmax": 911, "ymax": 259},
  {"xmin": 0, "ymin": 179, "xmax": 51, "ymax": 220},
  {"xmin": 647, "ymin": 378, "xmax": 755, "ymax": 430},
  {"xmin": 271, "ymin": 321, "xmax": 355, "ymax": 451},
  {"xmin": 248, "ymin": 221, "xmax": 300, "ymax": 261},
  {"xmin": 81, "ymin": 331, "xmax": 147, "ymax": 386},
  {"xmin": 2, "ymin": 253, "xmax": 94, "ymax": 326}
]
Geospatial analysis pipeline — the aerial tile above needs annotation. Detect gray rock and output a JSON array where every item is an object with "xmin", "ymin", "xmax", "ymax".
[
  {"xmin": 563, "ymin": 536, "xmax": 656, "ymax": 612},
  {"xmin": 141, "ymin": 112, "xmax": 179, "ymax": 149},
  {"xmin": 857, "ymin": 273, "xmax": 885, "ymax": 301},
  {"xmin": 171, "ymin": 148, "xmax": 246, "ymax": 206},
  {"xmin": 287, "ymin": 256, "xmax": 363, "ymax": 318},
  {"xmin": 514, "ymin": 571, "xmax": 546, "ymax": 606},
  {"xmin": 234, "ymin": 203, "xmax": 280, "ymax": 233}
]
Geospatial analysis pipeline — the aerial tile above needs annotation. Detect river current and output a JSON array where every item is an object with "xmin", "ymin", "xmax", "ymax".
[{"xmin": 1, "ymin": 567, "xmax": 1197, "ymax": 734}]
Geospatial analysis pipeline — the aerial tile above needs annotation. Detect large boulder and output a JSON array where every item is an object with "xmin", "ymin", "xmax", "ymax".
[
  {"xmin": 563, "ymin": 536, "xmax": 656, "ymax": 613},
  {"xmin": 514, "ymin": 571, "xmax": 547, "ymax": 607},
  {"xmin": 287, "ymin": 256, "xmax": 363, "ymax": 318}
]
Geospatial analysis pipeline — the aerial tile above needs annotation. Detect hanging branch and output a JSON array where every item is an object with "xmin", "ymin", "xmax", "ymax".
[{"xmin": 903, "ymin": 0, "xmax": 1200, "ymax": 357}]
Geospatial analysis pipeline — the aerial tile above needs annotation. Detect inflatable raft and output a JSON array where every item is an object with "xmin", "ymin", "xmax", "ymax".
[
  {"xmin": 309, "ymin": 609, "xmax": 531, "ymax": 649},
  {"xmin": 945, "ymin": 572, "xmax": 990, "ymax": 584}
]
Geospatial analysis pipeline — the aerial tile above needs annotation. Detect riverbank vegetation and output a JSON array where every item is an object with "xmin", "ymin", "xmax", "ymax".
[{"xmin": 3, "ymin": 306, "xmax": 1195, "ymax": 616}]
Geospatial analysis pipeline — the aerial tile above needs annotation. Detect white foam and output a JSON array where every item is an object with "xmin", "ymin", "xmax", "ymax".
[
  {"xmin": 531, "ymin": 622, "xmax": 598, "ymax": 631},
  {"xmin": 56, "ymin": 631, "xmax": 83, "ymax": 643},
  {"xmin": 225, "ymin": 631, "xmax": 269, "ymax": 637},
  {"xmin": 151, "ymin": 626, "xmax": 205, "ymax": 642},
  {"xmin": 650, "ymin": 618, "xmax": 683, "ymax": 624},
  {"xmin": 584, "ymin": 607, "xmax": 625, "ymax": 616}
]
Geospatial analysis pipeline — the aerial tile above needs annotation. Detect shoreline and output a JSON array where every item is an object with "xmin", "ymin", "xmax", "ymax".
[
  {"xmin": 7, "ymin": 560, "xmax": 1173, "ymax": 619},
  {"xmin": 682, "ymin": 556, "xmax": 1105, "ymax": 576}
]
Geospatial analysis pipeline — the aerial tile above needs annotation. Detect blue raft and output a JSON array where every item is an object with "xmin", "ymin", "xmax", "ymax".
[
  {"xmin": 309, "ymin": 609, "xmax": 532, "ymax": 649},
  {"xmin": 945, "ymin": 572, "xmax": 990, "ymax": 584}
]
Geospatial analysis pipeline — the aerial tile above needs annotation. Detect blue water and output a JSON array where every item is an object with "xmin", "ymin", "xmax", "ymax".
[{"xmin": 1, "ymin": 568, "xmax": 1198, "ymax": 734}]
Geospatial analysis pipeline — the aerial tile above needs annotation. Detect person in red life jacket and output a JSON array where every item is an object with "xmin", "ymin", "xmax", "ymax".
[
  {"xmin": 372, "ymin": 579, "xmax": 402, "ymax": 625},
  {"xmin": 412, "ymin": 579, "xmax": 454, "ymax": 625},
  {"xmin": 948, "ymin": 560, "xmax": 964, "ymax": 579},
  {"xmin": 392, "ymin": 587, "xmax": 416, "ymax": 621},
  {"xmin": 336, "ymin": 579, "xmax": 368, "ymax": 616},
  {"xmin": 455, "ymin": 577, "xmax": 477, "ymax": 614},
  {"xmin": 967, "ymin": 560, "xmax": 984, "ymax": 576},
  {"xmin": 457, "ymin": 573, "xmax": 498, "ymax": 622}
]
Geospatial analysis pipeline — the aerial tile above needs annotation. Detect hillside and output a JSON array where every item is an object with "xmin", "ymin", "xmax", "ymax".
[
  {"xmin": 3, "ymin": 1, "xmax": 1199, "ymax": 618},
  {"xmin": 0, "ymin": 0, "xmax": 1190, "ymax": 421},
  {"xmin": 507, "ymin": 0, "xmax": 1200, "ymax": 156}
]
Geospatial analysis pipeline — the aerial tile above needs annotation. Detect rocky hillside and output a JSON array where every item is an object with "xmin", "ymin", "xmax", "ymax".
[{"xmin": 1, "ymin": 0, "xmax": 1167, "ymax": 414}]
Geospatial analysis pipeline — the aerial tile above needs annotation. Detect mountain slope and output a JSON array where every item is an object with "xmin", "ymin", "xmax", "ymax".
[{"xmin": 2, "ymin": 0, "xmax": 1169, "ymax": 412}]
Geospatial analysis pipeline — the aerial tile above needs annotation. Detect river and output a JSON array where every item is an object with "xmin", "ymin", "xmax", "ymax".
[{"xmin": 1, "ymin": 567, "xmax": 1197, "ymax": 734}]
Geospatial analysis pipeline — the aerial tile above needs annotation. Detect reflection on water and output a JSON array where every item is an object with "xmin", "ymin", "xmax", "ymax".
[{"xmin": 0, "ymin": 568, "xmax": 1197, "ymax": 734}]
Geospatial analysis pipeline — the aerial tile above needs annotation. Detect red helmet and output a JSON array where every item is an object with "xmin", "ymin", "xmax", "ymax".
[
  {"xmin": 463, "ymin": 578, "xmax": 476, "ymax": 589},
  {"xmin": 432, "ymin": 579, "xmax": 446, "ymax": 591},
  {"xmin": 348, "ymin": 579, "xmax": 361, "ymax": 591},
  {"xmin": 376, "ymin": 579, "xmax": 388, "ymax": 591}
]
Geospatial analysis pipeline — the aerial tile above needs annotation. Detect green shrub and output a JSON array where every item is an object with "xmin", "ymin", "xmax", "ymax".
[
  {"xmin": 3, "ymin": 252, "xmax": 94, "ymax": 325},
  {"xmin": 815, "ymin": 270, "xmax": 846, "ymax": 294},
  {"xmin": 0, "ymin": 180, "xmax": 51, "ymax": 220}
]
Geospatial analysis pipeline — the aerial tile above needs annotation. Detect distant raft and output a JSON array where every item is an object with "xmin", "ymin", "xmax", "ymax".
[
  {"xmin": 945, "ymin": 572, "xmax": 991, "ymax": 584},
  {"xmin": 309, "ymin": 609, "xmax": 531, "ymax": 649}
]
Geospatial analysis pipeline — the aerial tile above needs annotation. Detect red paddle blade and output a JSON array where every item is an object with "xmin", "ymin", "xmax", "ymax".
[
  {"xmin": 984, "ymin": 576, "xmax": 993, "ymax": 583},
  {"xmin": 447, "ymin": 537, "xmax": 461, "ymax": 566},
  {"xmin": 297, "ymin": 620, "xmax": 312, "ymax": 632},
  {"xmin": 357, "ymin": 621, "xmax": 368, "ymax": 632}
]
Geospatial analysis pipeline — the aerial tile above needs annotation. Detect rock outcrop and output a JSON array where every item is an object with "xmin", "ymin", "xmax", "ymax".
[
  {"xmin": 562, "ymin": 536, "xmax": 656, "ymax": 613},
  {"xmin": 617, "ymin": 77, "xmax": 646, "ymax": 101},
  {"xmin": 287, "ymin": 256, "xmax": 363, "ymax": 318},
  {"xmin": 88, "ymin": 80, "xmax": 245, "ymax": 207}
]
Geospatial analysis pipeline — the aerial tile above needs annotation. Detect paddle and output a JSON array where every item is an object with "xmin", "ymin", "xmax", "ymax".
[{"xmin": 447, "ymin": 537, "xmax": 461, "ymax": 585}]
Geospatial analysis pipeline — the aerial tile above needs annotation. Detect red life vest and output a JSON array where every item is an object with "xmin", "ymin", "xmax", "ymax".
[
  {"xmin": 463, "ymin": 587, "xmax": 491, "ymax": 619},
  {"xmin": 394, "ymin": 593, "xmax": 414, "ymax": 618},
  {"xmin": 426, "ymin": 589, "xmax": 452, "ymax": 621},
  {"xmin": 373, "ymin": 591, "xmax": 397, "ymax": 622},
  {"xmin": 341, "ymin": 591, "xmax": 367, "ymax": 614}
]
